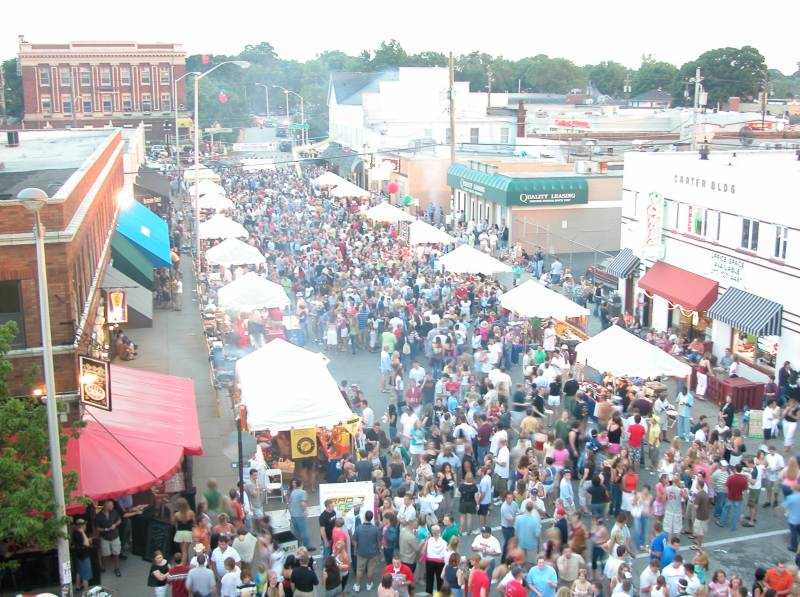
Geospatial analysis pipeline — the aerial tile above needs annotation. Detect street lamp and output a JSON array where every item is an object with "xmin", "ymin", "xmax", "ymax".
[
  {"xmin": 255, "ymin": 83, "xmax": 270, "ymax": 119},
  {"xmin": 173, "ymin": 70, "xmax": 200, "ymax": 172},
  {"xmin": 273, "ymin": 85, "xmax": 306, "ymax": 145},
  {"xmin": 17, "ymin": 187, "xmax": 73, "ymax": 597},
  {"xmin": 193, "ymin": 60, "xmax": 250, "ymax": 257}
]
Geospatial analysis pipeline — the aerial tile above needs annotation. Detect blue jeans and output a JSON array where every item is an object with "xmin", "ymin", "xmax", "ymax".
[
  {"xmin": 790, "ymin": 523, "xmax": 800, "ymax": 552},
  {"xmin": 291, "ymin": 515, "xmax": 310, "ymax": 548},
  {"xmin": 714, "ymin": 492, "xmax": 727, "ymax": 519},
  {"xmin": 633, "ymin": 515, "xmax": 648, "ymax": 549},
  {"xmin": 677, "ymin": 416, "xmax": 691, "ymax": 441},
  {"xmin": 501, "ymin": 526, "xmax": 515, "ymax": 558},
  {"xmin": 590, "ymin": 503, "xmax": 606, "ymax": 518},
  {"xmin": 477, "ymin": 445, "xmax": 489, "ymax": 464},
  {"xmin": 720, "ymin": 499, "xmax": 742, "ymax": 531}
]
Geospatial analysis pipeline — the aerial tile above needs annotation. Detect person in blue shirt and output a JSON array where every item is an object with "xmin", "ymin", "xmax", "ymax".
[
  {"xmin": 526, "ymin": 557, "xmax": 558, "ymax": 597},
  {"xmin": 659, "ymin": 535, "xmax": 681, "ymax": 569},
  {"xmin": 447, "ymin": 393, "xmax": 459, "ymax": 414},
  {"xmin": 649, "ymin": 521, "xmax": 668, "ymax": 563},
  {"xmin": 784, "ymin": 484, "xmax": 800, "ymax": 551},
  {"xmin": 514, "ymin": 501, "xmax": 542, "ymax": 559}
]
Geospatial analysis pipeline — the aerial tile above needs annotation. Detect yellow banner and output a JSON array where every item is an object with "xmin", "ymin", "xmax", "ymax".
[{"xmin": 290, "ymin": 428, "xmax": 318, "ymax": 459}]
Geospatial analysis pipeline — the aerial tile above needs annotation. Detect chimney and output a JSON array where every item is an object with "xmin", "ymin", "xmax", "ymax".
[{"xmin": 516, "ymin": 100, "xmax": 527, "ymax": 138}]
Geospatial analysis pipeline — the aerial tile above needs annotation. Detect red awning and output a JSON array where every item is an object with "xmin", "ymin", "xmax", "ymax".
[
  {"xmin": 638, "ymin": 261, "xmax": 719, "ymax": 313},
  {"xmin": 64, "ymin": 366, "xmax": 202, "ymax": 509}
]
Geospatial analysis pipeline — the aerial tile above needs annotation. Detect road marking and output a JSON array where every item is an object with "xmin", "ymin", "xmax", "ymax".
[{"xmin": 635, "ymin": 528, "xmax": 788, "ymax": 559}]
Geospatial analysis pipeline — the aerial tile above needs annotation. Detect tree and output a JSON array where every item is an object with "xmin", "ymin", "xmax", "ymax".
[
  {"xmin": 587, "ymin": 61, "xmax": 630, "ymax": 97},
  {"xmin": 409, "ymin": 51, "xmax": 448, "ymax": 68},
  {"xmin": 519, "ymin": 55, "xmax": 588, "ymax": 94},
  {"xmin": 369, "ymin": 39, "xmax": 409, "ymax": 70},
  {"xmin": 677, "ymin": 46, "xmax": 767, "ymax": 107},
  {"xmin": 0, "ymin": 321, "xmax": 80, "ymax": 569},
  {"xmin": 632, "ymin": 57, "xmax": 679, "ymax": 97},
  {"xmin": 455, "ymin": 52, "xmax": 494, "ymax": 91},
  {"xmin": 2, "ymin": 58, "xmax": 23, "ymax": 119}
]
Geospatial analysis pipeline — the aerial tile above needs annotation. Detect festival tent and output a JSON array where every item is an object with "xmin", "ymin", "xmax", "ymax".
[
  {"xmin": 236, "ymin": 339, "xmax": 353, "ymax": 431},
  {"xmin": 409, "ymin": 220, "xmax": 456, "ymax": 245},
  {"xmin": 574, "ymin": 324, "xmax": 692, "ymax": 378},
  {"xmin": 190, "ymin": 165, "xmax": 221, "ymax": 181},
  {"xmin": 217, "ymin": 272, "xmax": 291, "ymax": 311},
  {"xmin": 499, "ymin": 279, "xmax": 589, "ymax": 320},
  {"xmin": 364, "ymin": 201, "xmax": 416, "ymax": 223},
  {"xmin": 199, "ymin": 214, "xmax": 249, "ymax": 240},
  {"xmin": 312, "ymin": 171, "xmax": 350, "ymax": 187},
  {"xmin": 188, "ymin": 180, "xmax": 226, "ymax": 196},
  {"xmin": 438, "ymin": 244, "xmax": 512, "ymax": 275},
  {"xmin": 198, "ymin": 193, "xmax": 234, "ymax": 211},
  {"xmin": 330, "ymin": 180, "xmax": 370, "ymax": 198},
  {"xmin": 205, "ymin": 238, "xmax": 266, "ymax": 268}
]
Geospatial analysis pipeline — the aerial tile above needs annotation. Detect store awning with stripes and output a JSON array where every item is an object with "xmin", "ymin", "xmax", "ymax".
[
  {"xmin": 606, "ymin": 248, "xmax": 640, "ymax": 279},
  {"xmin": 708, "ymin": 287, "xmax": 783, "ymax": 337}
]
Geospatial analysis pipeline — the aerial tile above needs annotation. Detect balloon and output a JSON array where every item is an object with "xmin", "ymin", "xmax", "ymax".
[
  {"xmin": 402, "ymin": 194, "xmax": 413, "ymax": 206},
  {"xmin": 218, "ymin": 90, "xmax": 228, "ymax": 104},
  {"xmin": 387, "ymin": 181, "xmax": 399, "ymax": 194}
]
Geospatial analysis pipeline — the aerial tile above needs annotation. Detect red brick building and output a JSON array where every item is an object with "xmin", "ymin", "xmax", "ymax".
[
  {"xmin": 18, "ymin": 39, "xmax": 187, "ymax": 143},
  {"xmin": 0, "ymin": 128, "xmax": 128, "ymax": 398}
]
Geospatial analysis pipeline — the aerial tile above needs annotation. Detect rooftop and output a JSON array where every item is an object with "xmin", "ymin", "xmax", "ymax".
[{"xmin": 330, "ymin": 71, "xmax": 400, "ymax": 106}]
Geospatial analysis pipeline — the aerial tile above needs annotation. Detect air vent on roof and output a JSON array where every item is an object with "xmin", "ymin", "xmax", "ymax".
[{"xmin": 5, "ymin": 131, "xmax": 20, "ymax": 147}]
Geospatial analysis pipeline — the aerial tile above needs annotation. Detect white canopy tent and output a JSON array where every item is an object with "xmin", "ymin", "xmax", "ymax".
[
  {"xmin": 364, "ymin": 202, "xmax": 415, "ymax": 223},
  {"xmin": 217, "ymin": 272, "xmax": 290, "ymax": 311},
  {"xmin": 330, "ymin": 180, "xmax": 370, "ymax": 198},
  {"xmin": 188, "ymin": 180, "xmax": 226, "ymax": 196},
  {"xmin": 191, "ymin": 166, "xmax": 221, "ymax": 181},
  {"xmin": 438, "ymin": 244, "xmax": 512, "ymax": 275},
  {"xmin": 312, "ymin": 171, "xmax": 350, "ymax": 187},
  {"xmin": 205, "ymin": 238, "xmax": 266, "ymax": 268},
  {"xmin": 575, "ymin": 325, "xmax": 692, "ymax": 378},
  {"xmin": 198, "ymin": 193, "xmax": 234, "ymax": 211},
  {"xmin": 408, "ymin": 220, "xmax": 456, "ymax": 245},
  {"xmin": 499, "ymin": 279, "xmax": 589, "ymax": 320},
  {"xmin": 199, "ymin": 214, "xmax": 249, "ymax": 240},
  {"xmin": 236, "ymin": 339, "xmax": 353, "ymax": 431}
]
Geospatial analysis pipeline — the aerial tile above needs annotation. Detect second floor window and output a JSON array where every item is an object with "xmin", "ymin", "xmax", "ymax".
[
  {"xmin": 741, "ymin": 217, "xmax": 759, "ymax": 251},
  {"xmin": 122, "ymin": 94, "xmax": 132, "ymax": 112},
  {"xmin": 82, "ymin": 96, "xmax": 92, "ymax": 113},
  {"xmin": 80, "ymin": 67, "xmax": 91, "ymax": 86},
  {"xmin": 120, "ymin": 66, "xmax": 131, "ymax": 85},
  {"xmin": 102, "ymin": 94, "xmax": 113, "ymax": 112},
  {"xmin": 62, "ymin": 95, "xmax": 72, "ymax": 114},
  {"xmin": 160, "ymin": 66, "xmax": 170, "ymax": 85},
  {"xmin": 774, "ymin": 225, "xmax": 788, "ymax": 260},
  {"xmin": 59, "ymin": 66, "xmax": 71, "ymax": 87},
  {"xmin": 142, "ymin": 93, "xmax": 152, "ymax": 112},
  {"xmin": 41, "ymin": 95, "xmax": 52, "ymax": 113},
  {"xmin": 470, "ymin": 128, "xmax": 479, "ymax": 144},
  {"xmin": 141, "ymin": 66, "xmax": 151, "ymax": 85},
  {"xmin": 39, "ymin": 67, "xmax": 50, "ymax": 86},
  {"xmin": 160, "ymin": 93, "xmax": 171, "ymax": 111},
  {"xmin": 100, "ymin": 66, "xmax": 111, "ymax": 86}
]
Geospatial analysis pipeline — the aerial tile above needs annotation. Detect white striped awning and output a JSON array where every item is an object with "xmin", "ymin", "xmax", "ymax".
[
  {"xmin": 606, "ymin": 248, "xmax": 640, "ymax": 279},
  {"xmin": 707, "ymin": 287, "xmax": 783, "ymax": 337}
]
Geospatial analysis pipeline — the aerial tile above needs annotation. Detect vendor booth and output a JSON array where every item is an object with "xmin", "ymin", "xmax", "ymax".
[
  {"xmin": 408, "ymin": 219, "xmax": 456, "ymax": 245},
  {"xmin": 364, "ymin": 201, "xmax": 415, "ymax": 223},
  {"xmin": 199, "ymin": 214, "xmax": 249, "ymax": 240},
  {"xmin": 438, "ymin": 244, "xmax": 512, "ymax": 275},
  {"xmin": 330, "ymin": 180, "xmax": 370, "ymax": 198},
  {"xmin": 218, "ymin": 272, "xmax": 291, "ymax": 312},
  {"xmin": 500, "ymin": 279, "xmax": 589, "ymax": 321},
  {"xmin": 199, "ymin": 192, "xmax": 235, "ymax": 211},
  {"xmin": 206, "ymin": 238, "xmax": 266, "ymax": 268},
  {"xmin": 189, "ymin": 180, "xmax": 226, "ymax": 196},
  {"xmin": 312, "ymin": 171, "xmax": 350, "ymax": 188}
]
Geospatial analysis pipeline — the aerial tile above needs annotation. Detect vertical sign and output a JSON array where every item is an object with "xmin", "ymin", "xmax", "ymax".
[
  {"xmin": 79, "ymin": 356, "xmax": 112, "ymax": 411},
  {"xmin": 106, "ymin": 289, "xmax": 128, "ymax": 324},
  {"xmin": 642, "ymin": 191, "xmax": 663, "ymax": 260}
]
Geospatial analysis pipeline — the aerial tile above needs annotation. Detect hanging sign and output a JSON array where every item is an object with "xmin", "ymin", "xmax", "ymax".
[
  {"xmin": 290, "ymin": 428, "xmax": 318, "ymax": 459},
  {"xmin": 106, "ymin": 289, "xmax": 128, "ymax": 324},
  {"xmin": 79, "ymin": 356, "xmax": 112, "ymax": 411}
]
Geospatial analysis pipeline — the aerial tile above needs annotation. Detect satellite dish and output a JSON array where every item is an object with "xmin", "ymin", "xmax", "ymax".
[{"xmin": 739, "ymin": 126, "xmax": 754, "ymax": 147}]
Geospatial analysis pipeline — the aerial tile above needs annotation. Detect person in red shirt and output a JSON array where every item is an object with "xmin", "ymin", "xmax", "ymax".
[
  {"xmin": 470, "ymin": 557, "xmax": 491, "ymax": 597},
  {"xmin": 167, "ymin": 553, "xmax": 191, "ymax": 597},
  {"xmin": 382, "ymin": 554, "xmax": 414, "ymax": 594},
  {"xmin": 505, "ymin": 566, "xmax": 528, "ymax": 597},
  {"xmin": 626, "ymin": 415, "xmax": 647, "ymax": 471},
  {"xmin": 766, "ymin": 560, "xmax": 794, "ymax": 597},
  {"xmin": 718, "ymin": 463, "xmax": 750, "ymax": 531}
]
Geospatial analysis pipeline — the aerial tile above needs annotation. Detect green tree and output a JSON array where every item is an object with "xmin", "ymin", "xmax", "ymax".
[
  {"xmin": 677, "ymin": 46, "xmax": 767, "ymax": 107},
  {"xmin": 369, "ymin": 39, "xmax": 409, "ymax": 70},
  {"xmin": 409, "ymin": 51, "xmax": 448, "ymax": 68},
  {"xmin": 2, "ymin": 58, "xmax": 23, "ymax": 118},
  {"xmin": 455, "ymin": 52, "xmax": 494, "ymax": 91},
  {"xmin": 632, "ymin": 57, "xmax": 679, "ymax": 97},
  {"xmin": 519, "ymin": 55, "xmax": 588, "ymax": 94},
  {"xmin": 0, "ymin": 321, "xmax": 80, "ymax": 569},
  {"xmin": 587, "ymin": 61, "xmax": 630, "ymax": 96}
]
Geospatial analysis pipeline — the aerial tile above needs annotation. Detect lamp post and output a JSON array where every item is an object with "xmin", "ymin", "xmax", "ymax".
[
  {"xmin": 173, "ymin": 70, "xmax": 200, "ymax": 172},
  {"xmin": 193, "ymin": 60, "xmax": 250, "ymax": 257},
  {"xmin": 273, "ymin": 85, "xmax": 306, "ymax": 145},
  {"xmin": 17, "ymin": 187, "xmax": 73, "ymax": 597},
  {"xmin": 255, "ymin": 83, "xmax": 270, "ymax": 119}
]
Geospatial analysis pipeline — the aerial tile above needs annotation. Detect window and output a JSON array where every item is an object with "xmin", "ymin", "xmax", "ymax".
[
  {"xmin": 159, "ymin": 65, "xmax": 170, "ymax": 85},
  {"xmin": 0, "ymin": 281, "xmax": 26, "ymax": 349},
  {"xmin": 445, "ymin": 127, "xmax": 452, "ymax": 144},
  {"xmin": 706, "ymin": 209, "xmax": 721, "ymax": 241},
  {"xmin": 62, "ymin": 94, "xmax": 72, "ymax": 114},
  {"xmin": 80, "ymin": 67, "xmax": 91, "ymax": 86},
  {"xmin": 59, "ymin": 66, "xmax": 71, "ymax": 87},
  {"xmin": 41, "ymin": 94, "xmax": 52, "ymax": 113},
  {"xmin": 39, "ymin": 66, "xmax": 50, "ymax": 86},
  {"xmin": 100, "ymin": 66, "xmax": 111, "ymax": 86},
  {"xmin": 160, "ymin": 93, "xmax": 171, "ymax": 111},
  {"xmin": 423, "ymin": 128, "xmax": 433, "ymax": 139},
  {"xmin": 500, "ymin": 127, "xmax": 510, "ymax": 145},
  {"xmin": 142, "ymin": 93, "xmax": 152, "ymax": 112},
  {"xmin": 120, "ymin": 66, "xmax": 131, "ymax": 86},
  {"xmin": 82, "ymin": 95, "xmax": 93, "ymax": 113},
  {"xmin": 122, "ymin": 93, "xmax": 132, "ymax": 113},
  {"xmin": 741, "ymin": 218, "xmax": 759, "ymax": 251},
  {"xmin": 470, "ymin": 127, "xmax": 479, "ymax": 144},
  {"xmin": 690, "ymin": 206, "xmax": 706, "ymax": 236},
  {"xmin": 140, "ymin": 66, "xmax": 151, "ymax": 85},
  {"xmin": 101, "ymin": 94, "xmax": 113, "ymax": 113},
  {"xmin": 774, "ymin": 225, "xmax": 788, "ymax": 260}
]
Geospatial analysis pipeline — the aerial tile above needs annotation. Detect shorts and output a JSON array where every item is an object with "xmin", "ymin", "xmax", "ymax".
[
  {"xmin": 77, "ymin": 556, "xmax": 92, "ymax": 581},
  {"xmin": 547, "ymin": 396, "xmax": 561, "ymax": 407},
  {"xmin": 663, "ymin": 511, "xmax": 682, "ymax": 535},
  {"xmin": 478, "ymin": 503, "xmax": 491, "ymax": 516},
  {"xmin": 100, "ymin": 537, "xmax": 121, "ymax": 557},
  {"xmin": 355, "ymin": 554, "xmax": 380, "ymax": 579},
  {"xmin": 460, "ymin": 501, "xmax": 477, "ymax": 514},
  {"xmin": 692, "ymin": 518, "xmax": 708, "ymax": 537},
  {"xmin": 174, "ymin": 529, "xmax": 193, "ymax": 543},
  {"xmin": 748, "ymin": 488, "xmax": 761, "ymax": 508}
]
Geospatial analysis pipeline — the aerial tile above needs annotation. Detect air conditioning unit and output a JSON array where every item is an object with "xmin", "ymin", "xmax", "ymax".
[{"xmin": 6, "ymin": 131, "xmax": 20, "ymax": 147}]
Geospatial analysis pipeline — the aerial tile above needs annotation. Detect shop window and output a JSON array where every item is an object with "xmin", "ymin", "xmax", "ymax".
[
  {"xmin": 741, "ymin": 218, "xmax": 759, "ymax": 251},
  {"xmin": 774, "ymin": 225, "xmax": 788, "ymax": 260},
  {"xmin": 734, "ymin": 329, "xmax": 778, "ymax": 370},
  {"xmin": 0, "ymin": 281, "xmax": 26, "ymax": 349}
]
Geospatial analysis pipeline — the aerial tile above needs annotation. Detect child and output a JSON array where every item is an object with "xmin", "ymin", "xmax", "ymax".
[{"xmin": 742, "ymin": 405, "xmax": 751, "ymax": 437}]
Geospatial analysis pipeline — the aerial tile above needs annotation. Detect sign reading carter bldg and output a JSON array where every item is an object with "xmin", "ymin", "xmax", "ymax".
[{"xmin": 673, "ymin": 174, "xmax": 736, "ymax": 195}]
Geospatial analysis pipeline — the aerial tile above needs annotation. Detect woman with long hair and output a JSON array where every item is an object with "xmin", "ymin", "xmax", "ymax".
[
  {"xmin": 333, "ymin": 538, "xmax": 351, "ymax": 593},
  {"xmin": 171, "ymin": 497, "xmax": 195, "ymax": 564}
]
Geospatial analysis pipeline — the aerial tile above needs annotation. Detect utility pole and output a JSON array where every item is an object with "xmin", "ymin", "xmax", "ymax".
[
  {"xmin": 449, "ymin": 51, "xmax": 456, "ymax": 164},
  {"xmin": 761, "ymin": 70, "xmax": 769, "ymax": 131},
  {"xmin": 691, "ymin": 66, "xmax": 703, "ymax": 150},
  {"xmin": 0, "ymin": 64, "xmax": 6, "ymax": 118},
  {"xmin": 486, "ymin": 64, "xmax": 493, "ymax": 111},
  {"xmin": 623, "ymin": 73, "xmax": 632, "ymax": 105}
]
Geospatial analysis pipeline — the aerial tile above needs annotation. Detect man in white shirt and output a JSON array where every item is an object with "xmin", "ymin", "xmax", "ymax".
[
  {"xmin": 494, "ymin": 438, "xmax": 510, "ymax": 497},
  {"xmin": 489, "ymin": 428, "xmax": 508, "ymax": 456},
  {"xmin": 604, "ymin": 545, "xmax": 627, "ymax": 581},
  {"xmin": 360, "ymin": 400, "xmax": 375, "ymax": 428},
  {"xmin": 210, "ymin": 535, "xmax": 241, "ymax": 581},
  {"xmin": 471, "ymin": 526, "xmax": 502, "ymax": 578},
  {"xmin": 764, "ymin": 445, "xmax": 785, "ymax": 507},
  {"xmin": 661, "ymin": 555, "xmax": 687, "ymax": 596},
  {"xmin": 639, "ymin": 558, "xmax": 661, "ymax": 596},
  {"xmin": 399, "ymin": 408, "xmax": 418, "ymax": 443},
  {"xmin": 409, "ymin": 362, "xmax": 426, "ymax": 386},
  {"xmin": 397, "ymin": 493, "xmax": 417, "ymax": 524},
  {"xmin": 488, "ymin": 367, "xmax": 512, "ymax": 394}
]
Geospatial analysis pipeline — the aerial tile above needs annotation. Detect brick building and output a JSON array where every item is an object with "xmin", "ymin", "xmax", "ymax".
[
  {"xmin": 18, "ymin": 39, "xmax": 187, "ymax": 143},
  {"xmin": 0, "ymin": 128, "xmax": 132, "ymax": 398}
]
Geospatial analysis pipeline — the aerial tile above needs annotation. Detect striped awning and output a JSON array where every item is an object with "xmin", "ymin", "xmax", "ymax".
[
  {"xmin": 606, "ymin": 248, "xmax": 640, "ymax": 279},
  {"xmin": 708, "ymin": 287, "xmax": 783, "ymax": 337}
]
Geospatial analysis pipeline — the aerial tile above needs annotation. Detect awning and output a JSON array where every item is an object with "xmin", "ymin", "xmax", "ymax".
[
  {"xmin": 102, "ymin": 264, "xmax": 153, "ymax": 327},
  {"xmin": 116, "ymin": 199, "xmax": 171, "ymax": 268},
  {"xmin": 638, "ymin": 261, "xmax": 718, "ymax": 312},
  {"xmin": 134, "ymin": 166, "xmax": 171, "ymax": 200},
  {"xmin": 65, "ymin": 365, "xmax": 202, "ymax": 508},
  {"xmin": 606, "ymin": 248, "xmax": 640, "ymax": 279},
  {"xmin": 111, "ymin": 233, "xmax": 154, "ymax": 290},
  {"xmin": 708, "ymin": 287, "xmax": 783, "ymax": 337}
]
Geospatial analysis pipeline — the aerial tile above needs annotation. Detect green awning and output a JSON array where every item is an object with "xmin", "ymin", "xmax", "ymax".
[{"xmin": 111, "ymin": 233, "xmax": 154, "ymax": 290}]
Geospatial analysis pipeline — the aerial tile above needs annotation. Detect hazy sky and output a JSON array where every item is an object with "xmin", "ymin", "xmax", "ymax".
[{"xmin": 3, "ymin": 1, "xmax": 800, "ymax": 74}]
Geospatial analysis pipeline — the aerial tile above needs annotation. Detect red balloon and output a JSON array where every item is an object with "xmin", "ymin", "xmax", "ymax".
[
  {"xmin": 387, "ymin": 181, "xmax": 399, "ymax": 194},
  {"xmin": 202, "ymin": 55, "xmax": 210, "ymax": 65}
]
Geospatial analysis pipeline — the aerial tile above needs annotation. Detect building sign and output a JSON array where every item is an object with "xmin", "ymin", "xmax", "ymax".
[
  {"xmin": 672, "ymin": 174, "xmax": 736, "ymax": 195},
  {"xmin": 459, "ymin": 179, "xmax": 487, "ymax": 198},
  {"xmin": 710, "ymin": 252, "xmax": 744, "ymax": 284},
  {"xmin": 642, "ymin": 191, "xmax": 663, "ymax": 259},
  {"xmin": 106, "ymin": 289, "xmax": 128, "ymax": 324},
  {"xmin": 554, "ymin": 119, "xmax": 590, "ymax": 129},
  {"xmin": 79, "ymin": 356, "xmax": 111, "ymax": 411},
  {"xmin": 512, "ymin": 190, "xmax": 587, "ymax": 207},
  {"xmin": 142, "ymin": 196, "xmax": 162, "ymax": 207}
]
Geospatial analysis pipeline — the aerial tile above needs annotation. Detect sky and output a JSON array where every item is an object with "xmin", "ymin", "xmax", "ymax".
[{"xmin": 3, "ymin": 1, "xmax": 800, "ymax": 74}]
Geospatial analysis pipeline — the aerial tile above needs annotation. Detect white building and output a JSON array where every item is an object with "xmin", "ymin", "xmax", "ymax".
[
  {"xmin": 615, "ymin": 149, "xmax": 799, "ymax": 382},
  {"xmin": 327, "ymin": 67, "xmax": 517, "ymax": 155}
]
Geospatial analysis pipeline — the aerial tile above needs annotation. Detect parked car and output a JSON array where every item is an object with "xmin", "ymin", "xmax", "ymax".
[{"xmin": 586, "ymin": 257, "xmax": 619, "ymax": 289}]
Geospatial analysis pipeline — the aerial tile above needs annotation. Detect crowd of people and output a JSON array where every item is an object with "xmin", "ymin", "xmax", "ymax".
[{"xmin": 124, "ymin": 163, "xmax": 800, "ymax": 597}]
